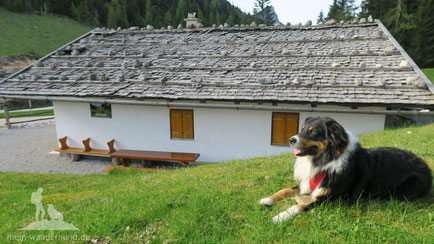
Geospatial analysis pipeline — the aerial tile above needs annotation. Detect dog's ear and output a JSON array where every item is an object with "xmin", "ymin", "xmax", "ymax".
[
  {"xmin": 304, "ymin": 117, "xmax": 313, "ymax": 124},
  {"xmin": 324, "ymin": 119, "xmax": 348, "ymax": 154},
  {"xmin": 301, "ymin": 117, "xmax": 313, "ymax": 130}
]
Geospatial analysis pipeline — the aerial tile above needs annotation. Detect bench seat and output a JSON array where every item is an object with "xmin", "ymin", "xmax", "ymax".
[
  {"xmin": 110, "ymin": 149, "xmax": 200, "ymax": 167},
  {"xmin": 56, "ymin": 136, "xmax": 115, "ymax": 161},
  {"xmin": 56, "ymin": 136, "xmax": 200, "ymax": 168},
  {"xmin": 55, "ymin": 147, "xmax": 111, "ymax": 156}
]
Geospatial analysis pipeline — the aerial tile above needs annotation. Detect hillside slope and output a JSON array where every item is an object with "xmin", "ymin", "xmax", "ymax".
[
  {"xmin": 0, "ymin": 0, "xmax": 254, "ymax": 29},
  {"xmin": 0, "ymin": 124, "xmax": 432, "ymax": 243},
  {"xmin": 0, "ymin": 7, "xmax": 92, "ymax": 57}
]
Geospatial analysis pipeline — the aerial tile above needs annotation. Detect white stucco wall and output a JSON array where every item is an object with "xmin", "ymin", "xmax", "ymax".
[{"xmin": 53, "ymin": 102, "xmax": 385, "ymax": 162}]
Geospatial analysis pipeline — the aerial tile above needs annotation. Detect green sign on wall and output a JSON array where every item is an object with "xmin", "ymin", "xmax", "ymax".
[{"xmin": 90, "ymin": 103, "xmax": 112, "ymax": 118}]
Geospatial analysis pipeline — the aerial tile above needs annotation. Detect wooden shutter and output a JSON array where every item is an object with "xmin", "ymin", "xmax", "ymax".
[
  {"xmin": 271, "ymin": 113, "xmax": 299, "ymax": 145},
  {"xmin": 170, "ymin": 110, "xmax": 183, "ymax": 138},
  {"xmin": 182, "ymin": 110, "xmax": 194, "ymax": 139},
  {"xmin": 285, "ymin": 113, "xmax": 299, "ymax": 143},
  {"xmin": 170, "ymin": 109, "xmax": 194, "ymax": 139},
  {"xmin": 271, "ymin": 113, "xmax": 286, "ymax": 144}
]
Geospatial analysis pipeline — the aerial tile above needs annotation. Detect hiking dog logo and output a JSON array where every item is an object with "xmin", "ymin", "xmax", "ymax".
[{"xmin": 21, "ymin": 188, "xmax": 78, "ymax": 230}]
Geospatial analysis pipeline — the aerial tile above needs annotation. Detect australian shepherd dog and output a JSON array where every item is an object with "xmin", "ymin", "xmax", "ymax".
[{"xmin": 259, "ymin": 116, "xmax": 432, "ymax": 223}]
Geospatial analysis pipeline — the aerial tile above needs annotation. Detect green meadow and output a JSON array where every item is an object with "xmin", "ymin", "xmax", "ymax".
[
  {"xmin": 423, "ymin": 68, "xmax": 434, "ymax": 82},
  {"xmin": 0, "ymin": 124, "xmax": 433, "ymax": 243},
  {"xmin": 0, "ymin": 7, "xmax": 92, "ymax": 57}
]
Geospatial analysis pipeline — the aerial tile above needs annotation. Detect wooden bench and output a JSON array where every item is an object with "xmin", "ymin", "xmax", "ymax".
[
  {"xmin": 56, "ymin": 136, "xmax": 115, "ymax": 161},
  {"xmin": 110, "ymin": 149, "xmax": 200, "ymax": 167},
  {"xmin": 56, "ymin": 136, "xmax": 200, "ymax": 168}
]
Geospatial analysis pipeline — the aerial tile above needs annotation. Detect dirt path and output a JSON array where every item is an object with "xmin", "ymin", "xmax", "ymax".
[{"xmin": 0, "ymin": 125, "xmax": 111, "ymax": 174}]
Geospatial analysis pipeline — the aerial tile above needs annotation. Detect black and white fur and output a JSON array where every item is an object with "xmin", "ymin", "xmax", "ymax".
[{"xmin": 259, "ymin": 117, "xmax": 432, "ymax": 223}]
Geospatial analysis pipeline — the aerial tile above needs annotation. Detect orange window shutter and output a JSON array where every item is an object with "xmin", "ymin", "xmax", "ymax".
[
  {"xmin": 271, "ymin": 113, "xmax": 286, "ymax": 144},
  {"xmin": 182, "ymin": 110, "xmax": 194, "ymax": 139},
  {"xmin": 285, "ymin": 114, "xmax": 299, "ymax": 143},
  {"xmin": 170, "ymin": 110, "xmax": 183, "ymax": 138}
]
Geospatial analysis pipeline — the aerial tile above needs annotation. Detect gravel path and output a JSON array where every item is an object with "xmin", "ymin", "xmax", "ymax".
[{"xmin": 0, "ymin": 125, "xmax": 111, "ymax": 175}]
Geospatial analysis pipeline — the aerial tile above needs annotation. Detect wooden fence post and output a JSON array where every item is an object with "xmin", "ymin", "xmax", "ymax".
[
  {"xmin": 28, "ymin": 100, "xmax": 33, "ymax": 114},
  {"xmin": 3, "ymin": 105, "xmax": 11, "ymax": 129}
]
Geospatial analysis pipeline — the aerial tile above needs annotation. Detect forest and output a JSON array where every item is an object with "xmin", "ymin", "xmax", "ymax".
[
  {"xmin": 0, "ymin": 0, "xmax": 433, "ymax": 68},
  {"xmin": 0, "ymin": 0, "xmax": 255, "ymax": 28},
  {"xmin": 323, "ymin": 0, "xmax": 434, "ymax": 68}
]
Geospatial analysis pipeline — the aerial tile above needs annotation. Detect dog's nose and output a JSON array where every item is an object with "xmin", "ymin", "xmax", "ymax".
[{"xmin": 289, "ymin": 136, "xmax": 297, "ymax": 144}]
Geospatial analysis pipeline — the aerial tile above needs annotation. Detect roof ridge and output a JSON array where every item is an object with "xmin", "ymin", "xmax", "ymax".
[{"xmin": 105, "ymin": 23, "xmax": 379, "ymax": 34}]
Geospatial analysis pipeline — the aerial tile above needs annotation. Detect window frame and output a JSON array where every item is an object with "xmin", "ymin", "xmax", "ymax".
[
  {"xmin": 90, "ymin": 103, "xmax": 112, "ymax": 119},
  {"xmin": 270, "ymin": 112, "xmax": 299, "ymax": 146},
  {"xmin": 169, "ymin": 109, "xmax": 195, "ymax": 140}
]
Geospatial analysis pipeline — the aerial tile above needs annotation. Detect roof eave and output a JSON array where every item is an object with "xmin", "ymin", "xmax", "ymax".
[
  {"xmin": 1, "ymin": 94, "xmax": 434, "ymax": 116},
  {"xmin": 1, "ymin": 94, "xmax": 433, "ymax": 110}
]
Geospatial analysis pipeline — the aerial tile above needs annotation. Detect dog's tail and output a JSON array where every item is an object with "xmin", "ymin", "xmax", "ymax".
[{"xmin": 395, "ymin": 159, "xmax": 432, "ymax": 200}]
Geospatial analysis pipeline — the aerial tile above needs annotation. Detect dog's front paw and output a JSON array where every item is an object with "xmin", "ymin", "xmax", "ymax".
[
  {"xmin": 259, "ymin": 198, "xmax": 274, "ymax": 206},
  {"xmin": 272, "ymin": 206, "xmax": 300, "ymax": 223}
]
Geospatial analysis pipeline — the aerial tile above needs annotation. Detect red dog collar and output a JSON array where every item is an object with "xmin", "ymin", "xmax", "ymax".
[{"xmin": 309, "ymin": 172, "xmax": 327, "ymax": 191}]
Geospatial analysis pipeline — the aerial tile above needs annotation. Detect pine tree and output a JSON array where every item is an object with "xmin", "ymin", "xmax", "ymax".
[
  {"xmin": 254, "ymin": 0, "xmax": 274, "ymax": 25},
  {"xmin": 144, "ymin": 0, "xmax": 152, "ymax": 25},
  {"xmin": 215, "ymin": 12, "xmax": 222, "ymax": 25},
  {"xmin": 227, "ymin": 14, "xmax": 235, "ymax": 26},
  {"xmin": 383, "ymin": 0, "xmax": 415, "ymax": 31},
  {"xmin": 70, "ymin": 2, "xmax": 79, "ymax": 20},
  {"xmin": 326, "ymin": 0, "xmax": 340, "ymax": 21},
  {"xmin": 106, "ymin": 4, "xmax": 117, "ymax": 28},
  {"xmin": 358, "ymin": 0, "xmax": 370, "ymax": 18},
  {"xmin": 164, "ymin": 11, "xmax": 173, "ymax": 26},
  {"xmin": 119, "ymin": 0, "xmax": 129, "ymax": 27},
  {"xmin": 197, "ymin": 8, "xmax": 206, "ymax": 26},
  {"xmin": 209, "ymin": 11, "xmax": 215, "ymax": 26},
  {"xmin": 77, "ymin": 0, "xmax": 91, "ymax": 24},
  {"xmin": 359, "ymin": 0, "xmax": 396, "ymax": 20},
  {"xmin": 326, "ymin": 0, "xmax": 356, "ymax": 22},
  {"xmin": 411, "ymin": 0, "xmax": 434, "ymax": 67},
  {"xmin": 175, "ymin": 0, "xmax": 186, "ymax": 26},
  {"xmin": 90, "ymin": 9, "xmax": 100, "ymax": 26},
  {"xmin": 317, "ymin": 10, "xmax": 325, "ymax": 24}
]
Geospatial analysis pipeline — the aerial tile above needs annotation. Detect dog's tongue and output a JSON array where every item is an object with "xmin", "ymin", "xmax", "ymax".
[{"xmin": 293, "ymin": 149, "xmax": 301, "ymax": 155}]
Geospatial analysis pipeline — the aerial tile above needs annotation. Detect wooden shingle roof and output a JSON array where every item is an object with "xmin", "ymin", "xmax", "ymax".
[{"xmin": 1, "ymin": 19, "xmax": 433, "ymax": 108}]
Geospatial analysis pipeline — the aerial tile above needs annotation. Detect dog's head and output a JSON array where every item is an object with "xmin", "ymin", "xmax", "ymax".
[{"xmin": 290, "ymin": 117, "xmax": 349, "ymax": 159}]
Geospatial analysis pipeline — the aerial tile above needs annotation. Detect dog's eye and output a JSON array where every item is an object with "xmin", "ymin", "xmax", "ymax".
[{"xmin": 308, "ymin": 127, "xmax": 315, "ymax": 134}]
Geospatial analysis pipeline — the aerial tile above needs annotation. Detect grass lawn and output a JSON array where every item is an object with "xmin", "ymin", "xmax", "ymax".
[
  {"xmin": 0, "ymin": 109, "xmax": 54, "ymax": 119},
  {"xmin": 0, "ymin": 124, "xmax": 433, "ymax": 243},
  {"xmin": 0, "ymin": 7, "xmax": 93, "ymax": 57},
  {"xmin": 422, "ymin": 68, "xmax": 434, "ymax": 82}
]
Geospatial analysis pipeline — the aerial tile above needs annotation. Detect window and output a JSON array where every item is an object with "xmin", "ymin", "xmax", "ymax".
[
  {"xmin": 90, "ymin": 103, "xmax": 112, "ymax": 118},
  {"xmin": 170, "ymin": 109, "xmax": 194, "ymax": 139},
  {"xmin": 271, "ymin": 112, "xmax": 299, "ymax": 145}
]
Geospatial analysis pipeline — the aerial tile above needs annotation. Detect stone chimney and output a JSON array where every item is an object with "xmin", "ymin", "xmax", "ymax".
[{"xmin": 184, "ymin": 12, "xmax": 202, "ymax": 28}]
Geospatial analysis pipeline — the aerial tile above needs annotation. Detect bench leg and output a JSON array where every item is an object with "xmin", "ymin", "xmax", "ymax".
[
  {"xmin": 71, "ymin": 154, "xmax": 80, "ymax": 162},
  {"xmin": 111, "ymin": 158, "xmax": 121, "ymax": 166},
  {"xmin": 59, "ymin": 152, "xmax": 70, "ymax": 158},
  {"xmin": 142, "ymin": 160, "xmax": 152, "ymax": 168},
  {"xmin": 120, "ymin": 158, "xmax": 131, "ymax": 167}
]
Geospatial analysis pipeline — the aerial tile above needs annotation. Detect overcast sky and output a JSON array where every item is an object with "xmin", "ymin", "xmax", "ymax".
[{"xmin": 231, "ymin": 0, "xmax": 362, "ymax": 25}]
